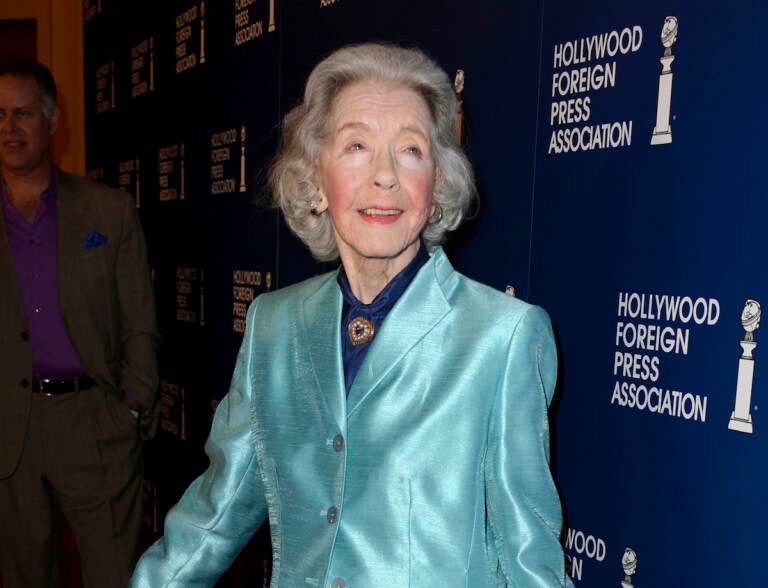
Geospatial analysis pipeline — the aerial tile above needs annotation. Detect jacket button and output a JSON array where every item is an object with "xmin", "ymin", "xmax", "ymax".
[
  {"xmin": 332, "ymin": 434, "xmax": 344, "ymax": 452},
  {"xmin": 326, "ymin": 506, "xmax": 338, "ymax": 524},
  {"xmin": 331, "ymin": 579, "xmax": 346, "ymax": 588},
  {"xmin": 20, "ymin": 332, "xmax": 30, "ymax": 341},
  {"xmin": 20, "ymin": 379, "xmax": 31, "ymax": 388}
]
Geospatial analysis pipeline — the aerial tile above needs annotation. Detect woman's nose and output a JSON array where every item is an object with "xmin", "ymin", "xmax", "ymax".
[{"xmin": 371, "ymin": 151, "xmax": 399, "ymax": 191}]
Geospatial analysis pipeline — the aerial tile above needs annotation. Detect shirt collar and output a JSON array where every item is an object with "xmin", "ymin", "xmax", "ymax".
[
  {"xmin": 41, "ymin": 168, "xmax": 56, "ymax": 202},
  {"xmin": 0, "ymin": 176, "xmax": 8, "ymax": 208},
  {"xmin": 337, "ymin": 242, "xmax": 431, "ymax": 394},
  {"xmin": 0, "ymin": 167, "xmax": 56, "ymax": 225},
  {"xmin": 337, "ymin": 242, "xmax": 430, "ymax": 320},
  {"xmin": 0, "ymin": 166, "xmax": 57, "ymax": 204}
]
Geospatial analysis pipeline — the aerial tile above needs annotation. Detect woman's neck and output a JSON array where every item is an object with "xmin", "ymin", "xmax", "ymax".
[{"xmin": 340, "ymin": 242, "xmax": 421, "ymax": 304}]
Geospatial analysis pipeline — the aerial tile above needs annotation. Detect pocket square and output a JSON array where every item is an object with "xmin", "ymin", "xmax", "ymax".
[{"xmin": 84, "ymin": 231, "xmax": 108, "ymax": 249}]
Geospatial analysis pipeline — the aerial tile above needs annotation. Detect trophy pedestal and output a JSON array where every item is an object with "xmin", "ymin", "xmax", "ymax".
[
  {"xmin": 621, "ymin": 582, "xmax": 633, "ymax": 588},
  {"xmin": 651, "ymin": 55, "xmax": 675, "ymax": 145},
  {"xmin": 268, "ymin": 0, "xmax": 276, "ymax": 31},
  {"xmin": 729, "ymin": 340, "xmax": 757, "ymax": 433},
  {"xmin": 650, "ymin": 128, "xmax": 672, "ymax": 145},
  {"xmin": 729, "ymin": 411, "xmax": 753, "ymax": 433}
]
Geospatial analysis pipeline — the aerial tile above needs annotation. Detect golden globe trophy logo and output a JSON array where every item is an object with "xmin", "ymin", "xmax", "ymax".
[
  {"xmin": 650, "ymin": 16, "xmax": 679, "ymax": 145},
  {"xmin": 621, "ymin": 548, "xmax": 638, "ymax": 587},
  {"xmin": 176, "ymin": 2, "xmax": 206, "ymax": 74},
  {"xmin": 95, "ymin": 61, "xmax": 115, "ymax": 113},
  {"xmin": 729, "ymin": 299, "xmax": 761, "ymax": 433},
  {"xmin": 118, "ymin": 158, "xmax": 141, "ymax": 207},
  {"xmin": 130, "ymin": 37, "xmax": 154, "ymax": 98},
  {"xmin": 454, "ymin": 69, "xmax": 465, "ymax": 144}
]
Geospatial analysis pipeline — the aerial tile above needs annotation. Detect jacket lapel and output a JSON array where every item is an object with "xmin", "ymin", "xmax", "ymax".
[
  {"xmin": 346, "ymin": 248, "xmax": 454, "ymax": 416},
  {"xmin": 55, "ymin": 171, "xmax": 87, "ymax": 281},
  {"xmin": 0, "ymin": 201, "xmax": 26, "ymax": 322},
  {"xmin": 302, "ymin": 272, "xmax": 347, "ymax": 430},
  {"xmin": 54, "ymin": 171, "xmax": 89, "ymax": 330},
  {"xmin": 0, "ymin": 199, "xmax": 14, "ymax": 278}
]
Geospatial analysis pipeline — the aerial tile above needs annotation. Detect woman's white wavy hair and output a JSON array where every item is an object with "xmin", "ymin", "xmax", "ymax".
[{"xmin": 270, "ymin": 42, "xmax": 477, "ymax": 261}]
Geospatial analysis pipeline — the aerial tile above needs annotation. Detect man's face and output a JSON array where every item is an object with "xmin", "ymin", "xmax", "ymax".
[{"xmin": 0, "ymin": 74, "xmax": 58, "ymax": 176}]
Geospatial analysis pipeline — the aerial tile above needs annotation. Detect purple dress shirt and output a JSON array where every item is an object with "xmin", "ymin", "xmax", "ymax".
[{"xmin": 1, "ymin": 175, "xmax": 86, "ymax": 378}]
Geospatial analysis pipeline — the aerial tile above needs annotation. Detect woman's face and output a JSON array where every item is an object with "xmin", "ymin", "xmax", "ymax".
[{"xmin": 316, "ymin": 81, "xmax": 437, "ymax": 273}]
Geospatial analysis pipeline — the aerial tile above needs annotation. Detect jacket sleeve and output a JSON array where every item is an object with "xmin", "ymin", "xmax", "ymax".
[
  {"xmin": 130, "ymin": 301, "xmax": 269, "ymax": 587},
  {"xmin": 114, "ymin": 191, "xmax": 161, "ymax": 436},
  {"xmin": 485, "ymin": 305, "xmax": 574, "ymax": 587}
]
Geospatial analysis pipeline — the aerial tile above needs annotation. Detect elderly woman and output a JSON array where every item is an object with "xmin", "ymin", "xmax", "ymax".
[{"xmin": 131, "ymin": 43, "xmax": 572, "ymax": 587}]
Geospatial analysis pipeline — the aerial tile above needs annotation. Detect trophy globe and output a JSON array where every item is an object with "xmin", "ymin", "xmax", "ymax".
[
  {"xmin": 729, "ymin": 298, "xmax": 761, "ymax": 433},
  {"xmin": 651, "ymin": 15, "xmax": 679, "ymax": 145},
  {"xmin": 742, "ymin": 299, "xmax": 761, "ymax": 341},
  {"xmin": 621, "ymin": 547, "xmax": 637, "ymax": 587},
  {"xmin": 660, "ymin": 16, "xmax": 679, "ymax": 54}
]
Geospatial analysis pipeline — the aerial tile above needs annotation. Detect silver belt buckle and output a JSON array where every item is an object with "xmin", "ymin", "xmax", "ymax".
[{"xmin": 38, "ymin": 378, "xmax": 55, "ymax": 397}]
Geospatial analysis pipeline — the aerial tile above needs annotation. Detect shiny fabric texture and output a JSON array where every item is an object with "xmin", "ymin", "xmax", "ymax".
[
  {"xmin": 338, "ymin": 242, "xmax": 428, "ymax": 393},
  {"xmin": 131, "ymin": 247, "xmax": 573, "ymax": 587}
]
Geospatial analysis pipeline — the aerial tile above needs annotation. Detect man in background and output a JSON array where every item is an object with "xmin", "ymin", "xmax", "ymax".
[{"xmin": 0, "ymin": 58, "xmax": 160, "ymax": 587}]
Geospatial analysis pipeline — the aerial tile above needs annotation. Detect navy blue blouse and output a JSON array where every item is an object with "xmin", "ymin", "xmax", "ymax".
[{"xmin": 337, "ymin": 243, "xmax": 430, "ymax": 394}]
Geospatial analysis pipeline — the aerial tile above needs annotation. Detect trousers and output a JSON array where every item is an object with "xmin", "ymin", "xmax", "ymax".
[{"xmin": 0, "ymin": 385, "xmax": 143, "ymax": 587}]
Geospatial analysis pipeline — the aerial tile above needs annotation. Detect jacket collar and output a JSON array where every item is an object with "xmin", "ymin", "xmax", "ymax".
[
  {"xmin": 0, "ymin": 168, "xmax": 85, "ymax": 282},
  {"xmin": 0, "ymin": 181, "xmax": 16, "ymax": 293},
  {"xmin": 302, "ymin": 271, "xmax": 345, "ymax": 428},
  {"xmin": 347, "ymin": 247, "xmax": 454, "ymax": 415},
  {"xmin": 302, "ymin": 247, "xmax": 456, "ymax": 423},
  {"xmin": 55, "ymin": 169, "xmax": 88, "ymax": 270}
]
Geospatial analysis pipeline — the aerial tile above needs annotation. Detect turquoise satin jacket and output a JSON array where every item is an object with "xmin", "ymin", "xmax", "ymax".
[{"xmin": 131, "ymin": 247, "xmax": 573, "ymax": 587}]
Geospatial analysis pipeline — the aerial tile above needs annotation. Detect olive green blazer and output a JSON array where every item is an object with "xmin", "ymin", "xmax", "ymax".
[{"xmin": 0, "ymin": 170, "xmax": 160, "ymax": 478}]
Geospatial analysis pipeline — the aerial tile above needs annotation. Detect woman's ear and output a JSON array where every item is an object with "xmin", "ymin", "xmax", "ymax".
[
  {"xmin": 315, "ymin": 190, "xmax": 329, "ymax": 214},
  {"xmin": 312, "ymin": 163, "xmax": 329, "ymax": 214}
]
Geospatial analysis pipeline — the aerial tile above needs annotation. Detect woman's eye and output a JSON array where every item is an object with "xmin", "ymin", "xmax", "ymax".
[
  {"xmin": 346, "ymin": 142, "xmax": 365, "ymax": 152},
  {"xmin": 405, "ymin": 146, "xmax": 423, "ymax": 157}
]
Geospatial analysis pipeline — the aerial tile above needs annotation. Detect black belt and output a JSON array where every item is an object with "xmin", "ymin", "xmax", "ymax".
[{"xmin": 32, "ymin": 376, "xmax": 96, "ymax": 396}]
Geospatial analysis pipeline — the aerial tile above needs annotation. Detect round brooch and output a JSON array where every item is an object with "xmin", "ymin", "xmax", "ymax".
[{"xmin": 348, "ymin": 316, "xmax": 375, "ymax": 346}]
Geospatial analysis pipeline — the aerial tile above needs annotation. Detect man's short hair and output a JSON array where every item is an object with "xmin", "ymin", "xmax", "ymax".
[{"xmin": 0, "ymin": 57, "xmax": 57, "ymax": 117}]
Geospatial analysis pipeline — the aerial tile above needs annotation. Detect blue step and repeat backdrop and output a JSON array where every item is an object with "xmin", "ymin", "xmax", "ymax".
[{"xmin": 82, "ymin": 0, "xmax": 767, "ymax": 585}]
